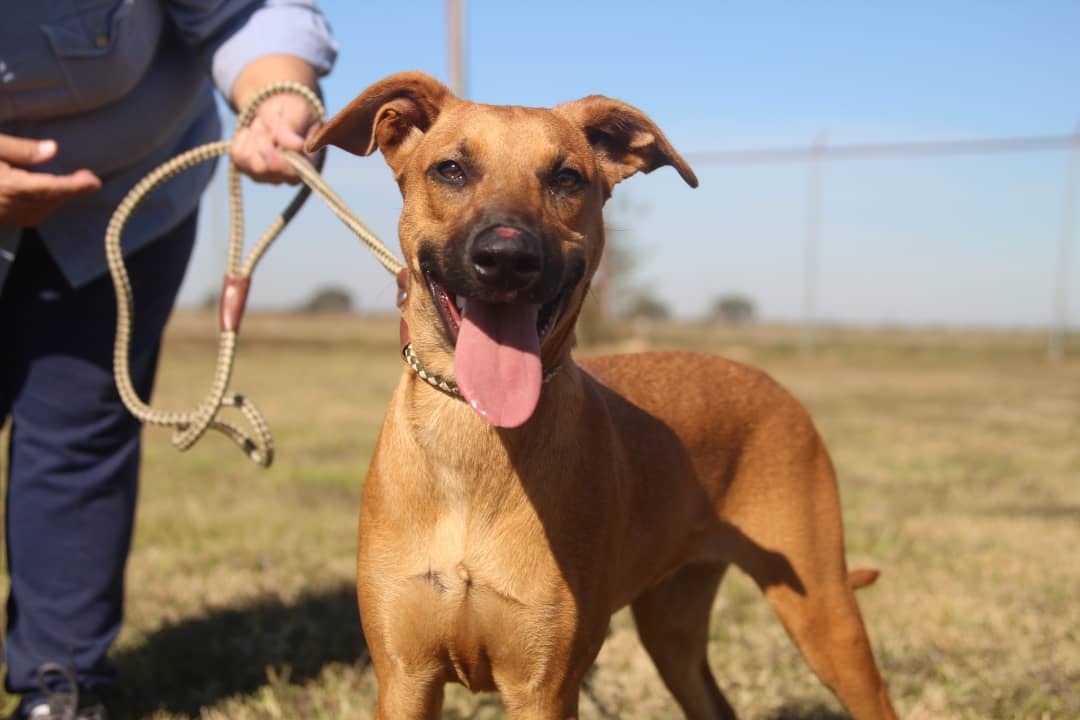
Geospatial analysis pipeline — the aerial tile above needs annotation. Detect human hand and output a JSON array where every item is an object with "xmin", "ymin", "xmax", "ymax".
[
  {"xmin": 230, "ymin": 91, "xmax": 322, "ymax": 185},
  {"xmin": 0, "ymin": 134, "xmax": 101, "ymax": 226}
]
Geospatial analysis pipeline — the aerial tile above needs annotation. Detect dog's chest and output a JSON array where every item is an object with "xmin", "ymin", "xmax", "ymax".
[{"xmin": 382, "ymin": 506, "xmax": 568, "ymax": 691}]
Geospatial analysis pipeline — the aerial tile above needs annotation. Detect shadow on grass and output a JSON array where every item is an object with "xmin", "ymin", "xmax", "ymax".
[
  {"xmin": 110, "ymin": 584, "xmax": 368, "ymax": 718},
  {"xmin": 763, "ymin": 703, "xmax": 849, "ymax": 720},
  {"xmin": 443, "ymin": 693, "xmax": 504, "ymax": 719}
]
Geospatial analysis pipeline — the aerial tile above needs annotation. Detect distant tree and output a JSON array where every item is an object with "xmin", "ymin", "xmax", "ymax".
[
  {"xmin": 576, "ymin": 196, "xmax": 654, "ymax": 346},
  {"xmin": 624, "ymin": 290, "xmax": 671, "ymax": 321},
  {"xmin": 300, "ymin": 286, "xmax": 354, "ymax": 314},
  {"xmin": 710, "ymin": 294, "xmax": 757, "ymax": 324}
]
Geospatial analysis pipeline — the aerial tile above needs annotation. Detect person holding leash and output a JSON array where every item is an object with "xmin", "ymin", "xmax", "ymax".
[{"xmin": 0, "ymin": 2, "xmax": 336, "ymax": 718}]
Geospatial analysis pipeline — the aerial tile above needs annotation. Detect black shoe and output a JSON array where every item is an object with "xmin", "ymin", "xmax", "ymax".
[
  {"xmin": 20, "ymin": 693, "xmax": 107, "ymax": 720},
  {"xmin": 12, "ymin": 663, "xmax": 108, "ymax": 720}
]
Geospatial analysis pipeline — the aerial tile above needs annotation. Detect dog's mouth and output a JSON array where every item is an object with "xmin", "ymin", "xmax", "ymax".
[
  {"xmin": 424, "ymin": 270, "xmax": 571, "ymax": 428},
  {"xmin": 425, "ymin": 271, "xmax": 567, "ymax": 345}
]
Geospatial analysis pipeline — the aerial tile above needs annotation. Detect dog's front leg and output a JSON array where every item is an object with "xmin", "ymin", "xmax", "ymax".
[
  {"xmin": 369, "ymin": 665, "xmax": 445, "ymax": 720},
  {"xmin": 494, "ymin": 626, "xmax": 604, "ymax": 720},
  {"xmin": 359, "ymin": 540, "xmax": 449, "ymax": 719},
  {"xmin": 500, "ymin": 685, "xmax": 581, "ymax": 720}
]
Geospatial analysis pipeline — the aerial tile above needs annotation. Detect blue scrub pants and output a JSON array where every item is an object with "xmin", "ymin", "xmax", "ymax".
[{"xmin": 0, "ymin": 214, "xmax": 196, "ymax": 704}]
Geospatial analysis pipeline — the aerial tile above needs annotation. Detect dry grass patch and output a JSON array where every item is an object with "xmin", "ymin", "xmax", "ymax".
[{"xmin": 1, "ymin": 313, "xmax": 1078, "ymax": 718}]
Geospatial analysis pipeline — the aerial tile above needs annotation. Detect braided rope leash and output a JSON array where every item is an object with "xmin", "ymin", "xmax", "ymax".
[{"xmin": 107, "ymin": 82, "xmax": 404, "ymax": 466}]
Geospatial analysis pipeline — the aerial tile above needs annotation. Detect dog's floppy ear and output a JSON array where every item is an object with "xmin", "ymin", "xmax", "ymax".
[
  {"xmin": 306, "ymin": 71, "xmax": 453, "ymax": 171},
  {"xmin": 554, "ymin": 96, "xmax": 698, "ymax": 191}
]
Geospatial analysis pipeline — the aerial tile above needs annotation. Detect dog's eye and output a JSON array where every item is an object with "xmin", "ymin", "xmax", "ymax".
[
  {"xmin": 552, "ymin": 168, "xmax": 584, "ymax": 191},
  {"xmin": 435, "ymin": 160, "xmax": 466, "ymax": 184}
]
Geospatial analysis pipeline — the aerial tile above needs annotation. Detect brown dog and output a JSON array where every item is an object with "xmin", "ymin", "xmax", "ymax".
[{"xmin": 307, "ymin": 72, "xmax": 898, "ymax": 720}]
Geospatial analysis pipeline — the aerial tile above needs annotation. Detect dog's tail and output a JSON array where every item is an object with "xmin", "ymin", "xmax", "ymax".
[{"xmin": 847, "ymin": 568, "xmax": 881, "ymax": 590}]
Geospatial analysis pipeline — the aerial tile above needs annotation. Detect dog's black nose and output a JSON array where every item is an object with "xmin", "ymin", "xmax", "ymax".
[{"xmin": 468, "ymin": 226, "xmax": 543, "ymax": 292}]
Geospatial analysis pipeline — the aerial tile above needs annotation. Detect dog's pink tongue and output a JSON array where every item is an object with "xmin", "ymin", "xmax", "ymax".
[{"xmin": 455, "ymin": 300, "xmax": 542, "ymax": 428}]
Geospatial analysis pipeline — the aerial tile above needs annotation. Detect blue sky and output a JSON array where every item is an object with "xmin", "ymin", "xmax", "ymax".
[{"xmin": 179, "ymin": 1, "xmax": 1080, "ymax": 326}]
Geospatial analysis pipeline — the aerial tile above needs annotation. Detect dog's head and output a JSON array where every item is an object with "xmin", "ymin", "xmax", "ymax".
[{"xmin": 309, "ymin": 71, "xmax": 697, "ymax": 428}]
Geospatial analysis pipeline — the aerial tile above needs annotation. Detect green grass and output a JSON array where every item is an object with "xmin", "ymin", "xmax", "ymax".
[{"xmin": 2, "ymin": 312, "xmax": 1079, "ymax": 718}]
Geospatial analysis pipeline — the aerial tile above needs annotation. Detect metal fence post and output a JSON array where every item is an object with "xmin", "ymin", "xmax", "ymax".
[
  {"xmin": 447, "ymin": 0, "xmax": 466, "ymax": 98},
  {"xmin": 801, "ymin": 131, "xmax": 828, "ymax": 356},
  {"xmin": 1050, "ymin": 122, "xmax": 1080, "ymax": 362}
]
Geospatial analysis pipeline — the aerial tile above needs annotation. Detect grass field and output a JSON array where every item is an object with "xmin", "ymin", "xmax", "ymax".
[{"xmin": 2, "ymin": 311, "xmax": 1078, "ymax": 719}]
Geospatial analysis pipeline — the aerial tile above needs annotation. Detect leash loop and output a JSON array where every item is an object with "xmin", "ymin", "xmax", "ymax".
[{"xmin": 107, "ymin": 82, "xmax": 404, "ymax": 466}]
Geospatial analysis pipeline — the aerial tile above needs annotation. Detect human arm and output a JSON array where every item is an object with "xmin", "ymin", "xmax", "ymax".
[{"xmin": 165, "ymin": 0, "xmax": 336, "ymax": 186}]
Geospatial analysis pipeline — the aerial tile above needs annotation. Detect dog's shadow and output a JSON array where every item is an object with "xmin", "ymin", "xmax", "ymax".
[
  {"xmin": 109, "ymin": 584, "xmax": 368, "ymax": 718},
  {"xmin": 764, "ymin": 704, "xmax": 850, "ymax": 720}
]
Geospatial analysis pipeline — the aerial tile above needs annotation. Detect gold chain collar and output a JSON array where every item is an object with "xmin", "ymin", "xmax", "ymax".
[{"xmin": 401, "ymin": 343, "xmax": 561, "ymax": 400}]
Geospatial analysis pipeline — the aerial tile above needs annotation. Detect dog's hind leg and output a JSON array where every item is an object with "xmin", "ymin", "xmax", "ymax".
[
  {"xmin": 727, "ymin": 443, "xmax": 898, "ymax": 719},
  {"xmin": 631, "ymin": 562, "xmax": 736, "ymax": 720},
  {"xmin": 754, "ymin": 560, "xmax": 897, "ymax": 720}
]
